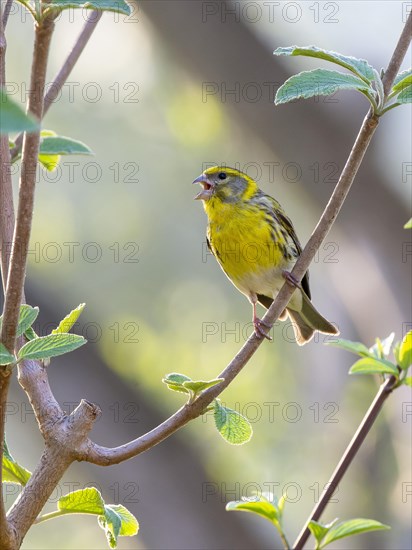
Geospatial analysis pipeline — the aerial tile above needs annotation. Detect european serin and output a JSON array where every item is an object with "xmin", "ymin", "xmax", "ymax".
[{"xmin": 193, "ymin": 166, "xmax": 338, "ymax": 345}]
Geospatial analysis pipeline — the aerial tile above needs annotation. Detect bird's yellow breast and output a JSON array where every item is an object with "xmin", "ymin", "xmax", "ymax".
[{"xmin": 205, "ymin": 198, "xmax": 286, "ymax": 289}]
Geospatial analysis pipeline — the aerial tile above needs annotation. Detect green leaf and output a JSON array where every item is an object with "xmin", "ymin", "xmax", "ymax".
[
  {"xmin": 0, "ymin": 89, "xmax": 38, "ymax": 134},
  {"xmin": 226, "ymin": 497, "xmax": 279, "ymax": 524},
  {"xmin": 18, "ymin": 333, "xmax": 86, "ymax": 361},
  {"xmin": 52, "ymin": 303, "xmax": 86, "ymax": 334},
  {"xmin": 40, "ymin": 135, "xmax": 93, "ymax": 156},
  {"xmin": 16, "ymin": 305, "xmax": 39, "ymax": 337},
  {"xmin": 397, "ymin": 84, "xmax": 412, "ymax": 104},
  {"xmin": 38, "ymin": 130, "xmax": 60, "ymax": 171},
  {"xmin": 2, "ymin": 440, "xmax": 31, "ymax": 485},
  {"xmin": 326, "ymin": 338, "xmax": 372, "ymax": 357},
  {"xmin": 399, "ymin": 330, "xmax": 412, "ymax": 370},
  {"xmin": 404, "ymin": 377, "xmax": 412, "ymax": 387},
  {"xmin": 275, "ymin": 69, "xmax": 373, "ymax": 105},
  {"xmin": 320, "ymin": 518, "xmax": 390, "ymax": 548},
  {"xmin": 98, "ymin": 506, "xmax": 122, "ymax": 549},
  {"xmin": 24, "ymin": 326, "xmax": 38, "ymax": 341},
  {"xmin": 182, "ymin": 378, "xmax": 224, "ymax": 394},
  {"xmin": 214, "ymin": 400, "xmax": 252, "ymax": 445},
  {"xmin": 349, "ymin": 357, "xmax": 398, "ymax": 376},
  {"xmin": 392, "ymin": 69, "xmax": 412, "ymax": 92},
  {"xmin": 58, "ymin": 488, "xmax": 105, "ymax": 515},
  {"xmin": 308, "ymin": 519, "xmax": 339, "ymax": 547},
  {"xmin": 273, "ymin": 46, "xmax": 375, "ymax": 82},
  {"xmin": 97, "ymin": 504, "xmax": 139, "ymax": 548},
  {"xmin": 404, "ymin": 218, "xmax": 412, "ymax": 229},
  {"xmin": 369, "ymin": 333, "xmax": 395, "ymax": 359},
  {"xmin": 46, "ymin": 0, "xmax": 131, "ymax": 15},
  {"xmin": 0, "ymin": 343, "xmax": 15, "ymax": 366},
  {"xmin": 162, "ymin": 372, "xmax": 192, "ymax": 394},
  {"xmin": 0, "ymin": 304, "xmax": 38, "ymax": 337},
  {"xmin": 106, "ymin": 504, "xmax": 139, "ymax": 537}
]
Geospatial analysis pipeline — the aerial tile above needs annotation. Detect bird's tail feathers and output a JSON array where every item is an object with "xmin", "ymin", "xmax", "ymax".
[{"xmin": 287, "ymin": 291, "xmax": 338, "ymax": 346}]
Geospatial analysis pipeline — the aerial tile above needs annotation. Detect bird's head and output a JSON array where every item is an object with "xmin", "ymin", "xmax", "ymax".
[{"xmin": 193, "ymin": 166, "xmax": 258, "ymax": 204}]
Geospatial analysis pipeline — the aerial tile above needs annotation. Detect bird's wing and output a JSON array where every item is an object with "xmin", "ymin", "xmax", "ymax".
[{"xmin": 264, "ymin": 194, "xmax": 311, "ymax": 300}]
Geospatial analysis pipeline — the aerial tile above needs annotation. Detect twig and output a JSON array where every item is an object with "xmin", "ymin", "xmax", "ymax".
[
  {"xmin": 10, "ymin": 9, "xmax": 102, "ymax": 161},
  {"xmin": 381, "ymin": 12, "xmax": 412, "ymax": 97},
  {"xmin": 0, "ymin": 2, "xmax": 18, "ymax": 546},
  {"xmin": 293, "ymin": 376, "xmax": 397, "ymax": 549},
  {"xmin": 0, "ymin": 14, "xmax": 55, "ymax": 352},
  {"xmin": 2, "ymin": 0, "xmax": 13, "ymax": 28}
]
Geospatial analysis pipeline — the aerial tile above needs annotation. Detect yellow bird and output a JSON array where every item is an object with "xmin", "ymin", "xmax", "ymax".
[{"xmin": 193, "ymin": 166, "xmax": 338, "ymax": 345}]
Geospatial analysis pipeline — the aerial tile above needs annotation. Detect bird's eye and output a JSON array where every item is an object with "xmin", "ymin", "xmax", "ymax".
[{"xmin": 218, "ymin": 172, "xmax": 227, "ymax": 180}]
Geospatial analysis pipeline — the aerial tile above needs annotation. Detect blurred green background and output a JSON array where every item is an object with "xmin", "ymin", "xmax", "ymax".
[{"xmin": 3, "ymin": 1, "xmax": 411, "ymax": 548}]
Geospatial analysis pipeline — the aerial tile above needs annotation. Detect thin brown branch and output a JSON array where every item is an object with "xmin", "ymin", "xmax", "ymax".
[
  {"xmin": 2, "ymin": 0, "xmax": 13, "ymax": 28},
  {"xmin": 0, "ymin": 371, "xmax": 17, "ymax": 549},
  {"xmin": 0, "ymin": 15, "xmax": 55, "ymax": 352},
  {"xmin": 382, "ymin": 11, "xmax": 412, "ymax": 96},
  {"xmin": 83, "ymin": 8, "xmax": 412, "ymax": 470},
  {"xmin": 0, "ymin": 2, "xmax": 18, "ymax": 546},
  {"xmin": 10, "ymin": 9, "xmax": 102, "ymax": 161},
  {"xmin": 293, "ymin": 376, "xmax": 397, "ymax": 549}
]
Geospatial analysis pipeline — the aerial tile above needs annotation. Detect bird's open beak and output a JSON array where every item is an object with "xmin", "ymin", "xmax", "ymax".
[{"xmin": 192, "ymin": 174, "xmax": 214, "ymax": 201}]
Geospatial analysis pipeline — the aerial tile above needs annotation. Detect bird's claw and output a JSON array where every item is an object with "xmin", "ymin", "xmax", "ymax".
[
  {"xmin": 253, "ymin": 318, "xmax": 272, "ymax": 340},
  {"xmin": 282, "ymin": 270, "xmax": 301, "ymax": 289}
]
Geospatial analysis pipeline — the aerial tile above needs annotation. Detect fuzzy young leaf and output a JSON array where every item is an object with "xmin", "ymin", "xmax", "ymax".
[
  {"xmin": 24, "ymin": 326, "xmax": 38, "ymax": 341},
  {"xmin": 396, "ymin": 84, "xmax": 412, "ymax": 104},
  {"xmin": 369, "ymin": 333, "xmax": 395, "ymax": 359},
  {"xmin": 349, "ymin": 357, "xmax": 398, "ymax": 376},
  {"xmin": 399, "ymin": 330, "xmax": 412, "ymax": 370},
  {"xmin": 392, "ymin": 69, "xmax": 412, "ymax": 92},
  {"xmin": 404, "ymin": 218, "xmax": 412, "ymax": 229},
  {"xmin": 18, "ymin": 333, "xmax": 86, "ymax": 361},
  {"xmin": 52, "ymin": 303, "xmax": 86, "ymax": 334},
  {"xmin": 182, "ymin": 378, "xmax": 224, "ymax": 394},
  {"xmin": 214, "ymin": 400, "xmax": 252, "ymax": 445},
  {"xmin": 0, "ymin": 304, "xmax": 38, "ymax": 337},
  {"xmin": 98, "ymin": 506, "xmax": 121, "ymax": 549},
  {"xmin": 0, "ymin": 343, "xmax": 15, "ymax": 366},
  {"xmin": 226, "ymin": 497, "xmax": 279, "ymax": 524},
  {"xmin": 162, "ymin": 372, "xmax": 192, "ymax": 394},
  {"xmin": 40, "ymin": 136, "xmax": 93, "ymax": 156},
  {"xmin": 0, "ymin": 90, "xmax": 38, "ymax": 133},
  {"xmin": 107, "ymin": 504, "xmax": 139, "ymax": 537},
  {"xmin": 2, "ymin": 440, "xmax": 31, "ymax": 485},
  {"xmin": 308, "ymin": 519, "xmax": 339, "ymax": 547},
  {"xmin": 273, "ymin": 46, "xmax": 375, "ymax": 82},
  {"xmin": 46, "ymin": 0, "xmax": 131, "ymax": 15},
  {"xmin": 275, "ymin": 69, "xmax": 373, "ymax": 105},
  {"xmin": 320, "ymin": 518, "xmax": 390, "ymax": 547},
  {"xmin": 38, "ymin": 130, "xmax": 60, "ymax": 171},
  {"xmin": 16, "ymin": 305, "xmax": 39, "ymax": 337},
  {"xmin": 326, "ymin": 338, "xmax": 372, "ymax": 357},
  {"xmin": 404, "ymin": 377, "xmax": 412, "ymax": 387},
  {"xmin": 58, "ymin": 488, "xmax": 105, "ymax": 515}
]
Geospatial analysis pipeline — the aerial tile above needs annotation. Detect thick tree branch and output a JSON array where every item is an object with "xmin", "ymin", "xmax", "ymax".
[
  {"xmin": 6, "ymin": 400, "xmax": 100, "ymax": 547},
  {"xmin": 10, "ymin": 10, "xmax": 102, "ymax": 161}
]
